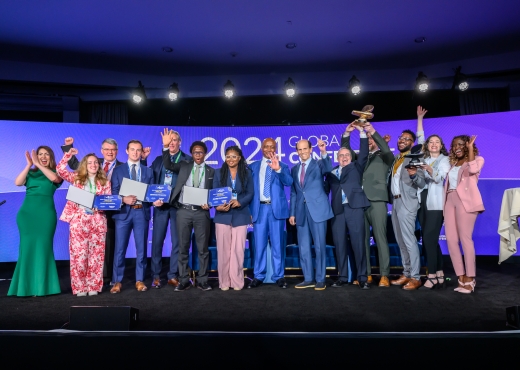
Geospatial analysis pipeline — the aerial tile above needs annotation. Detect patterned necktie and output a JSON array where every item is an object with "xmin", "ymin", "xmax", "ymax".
[
  {"xmin": 131, "ymin": 164, "xmax": 137, "ymax": 180},
  {"xmin": 300, "ymin": 162, "xmax": 306, "ymax": 187},
  {"xmin": 103, "ymin": 161, "xmax": 110, "ymax": 174},
  {"xmin": 193, "ymin": 164, "xmax": 200, "ymax": 188},
  {"xmin": 166, "ymin": 155, "xmax": 174, "ymax": 174},
  {"xmin": 263, "ymin": 161, "xmax": 272, "ymax": 198}
]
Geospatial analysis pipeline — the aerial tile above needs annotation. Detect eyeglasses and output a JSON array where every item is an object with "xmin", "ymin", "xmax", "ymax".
[
  {"xmin": 225, "ymin": 155, "xmax": 239, "ymax": 159},
  {"xmin": 398, "ymin": 136, "xmax": 413, "ymax": 142},
  {"xmin": 102, "ymin": 148, "xmax": 118, "ymax": 152},
  {"xmin": 192, "ymin": 151, "xmax": 205, "ymax": 156},
  {"xmin": 337, "ymin": 154, "xmax": 351, "ymax": 158}
]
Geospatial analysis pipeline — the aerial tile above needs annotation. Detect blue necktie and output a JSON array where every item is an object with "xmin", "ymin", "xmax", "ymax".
[
  {"xmin": 165, "ymin": 155, "xmax": 175, "ymax": 174},
  {"xmin": 131, "ymin": 164, "xmax": 137, "ymax": 181},
  {"xmin": 336, "ymin": 169, "xmax": 346, "ymax": 203},
  {"xmin": 263, "ymin": 161, "xmax": 272, "ymax": 198}
]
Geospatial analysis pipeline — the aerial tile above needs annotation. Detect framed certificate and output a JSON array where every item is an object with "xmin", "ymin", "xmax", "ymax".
[
  {"xmin": 94, "ymin": 195, "xmax": 122, "ymax": 210},
  {"xmin": 208, "ymin": 187, "xmax": 232, "ymax": 207},
  {"xmin": 145, "ymin": 185, "xmax": 172, "ymax": 202}
]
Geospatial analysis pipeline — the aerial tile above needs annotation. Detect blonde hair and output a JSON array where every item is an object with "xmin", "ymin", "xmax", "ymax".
[{"xmin": 75, "ymin": 154, "xmax": 108, "ymax": 187}]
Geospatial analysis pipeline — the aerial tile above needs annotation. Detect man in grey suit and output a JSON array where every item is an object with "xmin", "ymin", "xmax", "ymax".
[
  {"xmin": 388, "ymin": 130, "xmax": 425, "ymax": 290},
  {"xmin": 342, "ymin": 123, "xmax": 394, "ymax": 287}
]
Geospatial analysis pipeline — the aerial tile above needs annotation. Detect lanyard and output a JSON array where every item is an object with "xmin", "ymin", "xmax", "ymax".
[
  {"xmin": 230, "ymin": 174, "xmax": 236, "ymax": 192},
  {"xmin": 128, "ymin": 163, "xmax": 141, "ymax": 182},
  {"xmin": 104, "ymin": 161, "xmax": 116, "ymax": 174},
  {"xmin": 87, "ymin": 178, "xmax": 96, "ymax": 194},
  {"xmin": 191, "ymin": 164, "xmax": 205, "ymax": 186},
  {"xmin": 173, "ymin": 151, "xmax": 182, "ymax": 163}
]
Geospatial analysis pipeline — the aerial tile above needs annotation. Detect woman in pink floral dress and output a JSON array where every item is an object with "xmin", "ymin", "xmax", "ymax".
[{"xmin": 57, "ymin": 148, "xmax": 111, "ymax": 296}]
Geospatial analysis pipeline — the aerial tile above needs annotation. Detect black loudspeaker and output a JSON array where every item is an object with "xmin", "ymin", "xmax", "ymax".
[
  {"xmin": 506, "ymin": 306, "xmax": 520, "ymax": 329},
  {"xmin": 69, "ymin": 306, "xmax": 139, "ymax": 331}
]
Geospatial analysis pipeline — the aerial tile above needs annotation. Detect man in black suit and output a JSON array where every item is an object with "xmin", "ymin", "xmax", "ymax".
[
  {"xmin": 148, "ymin": 130, "xmax": 191, "ymax": 289},
  {"xmin": 161, "ymin": 129, "xmax": 215, "ymax": 292},
  {"xmin": 61, "ymin": 137, "xmax": 150, "ymax": 284},
  {"xmin": 325, "ymin": 123, "xmax": 371, "ymax": 289}
]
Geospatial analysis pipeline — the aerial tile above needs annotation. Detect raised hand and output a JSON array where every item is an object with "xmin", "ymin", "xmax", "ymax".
[
  {"xmin": 417, "ymin": 106, "xmax": 428, "ymax": 118},
  {"xmin": 364, "ymin": 123, "xmax": 375, "ymax": 135},
  {"xmin": 467, "ymin": 135, "xmax": 477, "ymax": 150},
  {"xmin": 64, "ymin": 137, "xmax": 74, "ymax": 146},
  {"xmin": 142, "ymin": 147, "xmax": 151, "ymax": 159},
  {"xmin": 25, "ymin": 151, "xmax": 33, "ymax": 167},
  {"xmin": 383, "ymin": 134, "xmax": 391, "ymax": 143},
  {"xmin": 345, "ymin": 122, "xmax": 357, "ymax": 133},
  {"xmin": 68, "ymin": 148, "xmax": 78, "ymax": 156},
  {"xmin": 161, "ymin": 128, "xmax": 173, "ymax": 147},
  {"xmin": 31, "ymin": 149, "xmax": 41, "ymax": 168},
  {"xmin": 317, "ymin": 139, "xmax": 327, "ymax": 154},
  {"xmin": 267, "ymin": 152, "xmax": 281, "ymax": 171}
]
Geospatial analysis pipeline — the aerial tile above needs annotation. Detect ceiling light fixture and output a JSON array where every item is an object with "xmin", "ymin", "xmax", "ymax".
[
  {"xmin": 223, "ymin": 80, "xmax": 235, "ymax": 99},
  {"xmin": 452, "ymin": 66, "xmax": 469, "ymax": 91},
  {"xmin": 348, "ymin": 75, "xmax": 361, "ymax": 95},
  {"xmin": 415, "ymin": 72, "xmax": 429, "ymax": 92},
  {"xmin": 284, "ymin": 77, "xmax": 296, "ymax": 98},
  {"xmin": 132, "ymin": 81, "xmax": 147, "ymax": 104},
  {"xmin": 168, "ymin": 82, "xmax": 179, "ymax": 101}
]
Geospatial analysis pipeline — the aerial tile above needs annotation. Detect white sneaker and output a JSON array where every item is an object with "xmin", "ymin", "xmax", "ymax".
[
  {"xmin": 77, "ymin": 292, "xmax": 87, "ymax": 297},
  {"xmin": 88, "ymin": 291, "xmax": 98, "ymax": 296}
]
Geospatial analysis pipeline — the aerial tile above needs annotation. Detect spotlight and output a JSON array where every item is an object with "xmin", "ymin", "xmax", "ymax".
[
  {"xmin": 348, "ymin": 75, "xmax": 361, "ymax": 95},
  {"xmin": 168, "ymin": 82, "xmax": 179, "ymax": 101},
  {"xmin": 452, "ymin": 66, "xmax": 469, "ymax": 91},
  {"xmin": 284, "ymin": 77, "xmax": 296, "ymax": 98},
  {"xmin": 415, "ymin": 72, "xmax": 429, "ymax": 92},
  {"xmin": 223, "ymin": 80, "xmax": 235, "ymax": 99},
  {"xmin": 132, "ymin": 81, "xmax": 146, "ymax": 104}
]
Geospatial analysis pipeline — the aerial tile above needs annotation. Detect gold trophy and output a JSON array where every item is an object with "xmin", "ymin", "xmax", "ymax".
[{"xmin": 351, "ymin": 105, "xmax": 374, "ymax": 126}]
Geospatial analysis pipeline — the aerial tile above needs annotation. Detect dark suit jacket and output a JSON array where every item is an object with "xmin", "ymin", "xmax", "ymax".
[
  {"xmin": 213, "ymin": 168, "xmax": 254, "ymax": 227},
  {"xmin": 150, "ymin": 150, "xmax": 192, "ymax": 210},
  {"xmin": 326, "ymin": 137, "xmax": 370, "ymax": 215},
  {"xmin": 341, "ymin": 131, "xmax": 394, "ymax": 202},
  {"xmin": 110, "ymin": 162, "xmax": 154, "ymax": 221},
  {"xmin": 162, "ymin": 150, "xmax": 215, "ymax": 206}
]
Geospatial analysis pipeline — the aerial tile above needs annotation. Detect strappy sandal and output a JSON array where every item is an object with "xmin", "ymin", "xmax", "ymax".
[{"xmin": 457, "ymin": 279, "xmax": 476, "ymax": 294}]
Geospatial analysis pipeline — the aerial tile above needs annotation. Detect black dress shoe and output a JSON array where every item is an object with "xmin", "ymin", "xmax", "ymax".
[
  {"xmin": 174, "ymin": 281, "xmax": 192, "ymax": 292},
  {"xmin": 331, "ymin": 280, "xmax": 348, "ymax": 288},
  {"xmin": 359, "ymin": 282, "xmax": 371, "ymax": 290},
  {"xmin": 248, "ymin": 278, "xmax": 263, "ymax": 289},
  {"xmin": 276, "ymin": 278, "xmax": 287, "ymax": 289},
  {"xmin": 197, "ymin": 282, "xmax": 212, "ymax": 291}
]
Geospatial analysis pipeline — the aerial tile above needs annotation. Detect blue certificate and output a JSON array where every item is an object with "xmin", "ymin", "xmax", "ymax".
[
  {"xmin": 208, "ymin": 187, "xmax": 232, "ymax": 207},
  {"xmin": 94, "ymin": 195, "xmax": 122, "ymax": 210},
  {"xmin": 145, "ymin": 184, "xmax": 172, "ymax": 202}
]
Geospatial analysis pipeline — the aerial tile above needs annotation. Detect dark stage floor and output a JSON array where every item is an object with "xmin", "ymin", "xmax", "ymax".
[{"xmin": 1, "ymin": 256, "xmax": 520, "ymax": 333}]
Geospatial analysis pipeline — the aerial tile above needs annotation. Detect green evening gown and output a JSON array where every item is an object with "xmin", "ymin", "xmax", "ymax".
[{"xmin": 8, "ymin": 169, "xmax": 62, "ymax": 296}]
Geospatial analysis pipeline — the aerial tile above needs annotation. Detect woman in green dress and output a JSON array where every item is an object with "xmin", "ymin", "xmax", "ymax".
[{"xmin": 8, "ymin": 146, "xmax": 63, "ymax": 296}]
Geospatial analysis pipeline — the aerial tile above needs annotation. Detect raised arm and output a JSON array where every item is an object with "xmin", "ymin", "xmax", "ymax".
[
  {"xmin": 14, "ymin": 151, "xmax": 33, "ymax": 186},
  {"xmin": 31, "ymin": 149, "xmax": 62, "ymax": 184},
  {"xmin": 416, "ymin": 106, "xmax": 427, "ymax": 145},
  {"xmin": 366, "ymin": 124, "xmax": 394, "ymax": 167},
  {"xmin": 340, "ymin": 122, "xmax": 358, "ymax": 160},
  {"xmin": 317, "ymin": 139, "xmax": 332, "ymax": 175},
  {"xmin": 266, "ymin": 152, "xmax": 293, "ymax": 187},
  {"xmin": 56, "ymin": 149, "xmax": 79, "ymax": 184},
  {"xmin": 61, "ymin": 137, "xmax": 80, "ymax": 170}
]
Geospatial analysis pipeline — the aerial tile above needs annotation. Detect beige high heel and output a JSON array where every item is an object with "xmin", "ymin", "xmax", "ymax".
[{"xmin": 458, "ymin": 279, "xmax": 476, "ymax": 294}]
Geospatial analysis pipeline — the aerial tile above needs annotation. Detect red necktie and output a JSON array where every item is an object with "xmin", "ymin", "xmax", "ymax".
[
  {"xmin": 103, "ymin": 162, "xmax": 110, "ymax": 174},
  {"xmin": 300, "ymin": 163, "xmax": 306, "ymax": 187}
]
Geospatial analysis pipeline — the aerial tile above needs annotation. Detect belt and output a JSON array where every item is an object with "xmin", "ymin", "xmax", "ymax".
[
  {"xmin": 260, "ymin": 200, "xmax": 271, "ymax": 204},
  {"xmin": 130, "ymin": 204, "xmax": 143, "ymax": 209},
  {"xmin": 180, "ymin": 204, "xmax": 203, "ymax": 211},
  {"xmin": 393, "ymin": 195, "xmax": 401, "ymax": 199},
  {"xmin": 447, "ymin": 189, "xmax": 457, "ymax": 193}
]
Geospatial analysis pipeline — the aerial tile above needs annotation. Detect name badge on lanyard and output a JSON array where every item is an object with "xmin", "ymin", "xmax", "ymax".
[
  {"xmin": 231, "ymin": 178, "xmax": 238, "ymax": 200},
  {"xmin": 164, "ymin": 173, "xmax": 173, "ymax": 186},
  {"xmin": 84, "ymin": 179, "xmax": 95, "ymax": 215}
]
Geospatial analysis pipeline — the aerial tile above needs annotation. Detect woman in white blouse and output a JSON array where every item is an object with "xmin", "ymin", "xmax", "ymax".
[{"xmin": 416, "ymin": 106, "xmax": 451, "ymax": 289}]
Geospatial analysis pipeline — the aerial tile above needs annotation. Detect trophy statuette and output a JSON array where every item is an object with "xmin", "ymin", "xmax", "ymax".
[{"xmin": 351, "ymin": 105, "xmax": 374, "ymax": 126}]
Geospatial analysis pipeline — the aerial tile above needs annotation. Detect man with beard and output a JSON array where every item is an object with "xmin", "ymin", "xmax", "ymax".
[{"xmin": 388, "ymin": 130, "xmax": 425, "ymax": 290}]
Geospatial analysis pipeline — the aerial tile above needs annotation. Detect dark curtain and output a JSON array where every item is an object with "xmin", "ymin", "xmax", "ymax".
[
  {"xmin": 459, "ymin": 87, "xmax": 510, "ymax": 115},
  {"xmin": 90, "ymin": 103, "xmax": 128, "ymax": 124}
]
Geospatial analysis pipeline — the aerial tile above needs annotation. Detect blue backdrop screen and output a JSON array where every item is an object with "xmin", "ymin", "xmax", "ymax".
[{"xmin": 1, "ymin": 111, "xmax": 519, "ymax": 261}]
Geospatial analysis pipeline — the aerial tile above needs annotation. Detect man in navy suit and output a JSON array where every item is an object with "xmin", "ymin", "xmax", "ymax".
[
  {"xmin": 148, "ymin": 130, "xmax": 191, "ymax": 289},
  {"xmin": 289, "ymin": 139, "xmax": 333, "ymax": 290},
  {"xmin": 249, "ymin": 138, "xmax": 293, "ymax": 289},
  {"xmin": 109, "ymin": 140, "xmax": 158, "ymax": 293},
  {"xmin": 325, "ymin": 123, "xmax": 371, "ymax": 289}
]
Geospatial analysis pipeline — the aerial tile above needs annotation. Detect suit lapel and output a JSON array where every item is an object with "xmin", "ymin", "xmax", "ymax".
[{"xmin": 303, "ymin": 160, "xmax": 316, "ymax": 188}]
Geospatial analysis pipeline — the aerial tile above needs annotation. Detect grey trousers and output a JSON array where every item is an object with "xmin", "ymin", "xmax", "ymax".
[
  {"xmin": 364, "ymin": 201, "xmax": 390, "ymax": 276},
  {"xmin": 391, "ymin": 198, "xmax": 421, "ymax": 280},
  {"xmin": 176, "ymin": 207, "xmax": 210, "ymax": 284}
]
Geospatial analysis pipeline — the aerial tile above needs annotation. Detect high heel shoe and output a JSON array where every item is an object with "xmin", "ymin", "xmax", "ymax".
[
  {"xmin": 436, "ymin": 275, "xmax": 446, "ymax": 289},
  {"xmin": 454, "ymin": 279, "xmax": 464, "ymax": 292},
  {"xmin": 458, "ymin": 279, "xmax": 475, "ymax": 294},
  {"xmin": 423, "ymin": 277, "xmax": 438, "ymax": 290}
]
